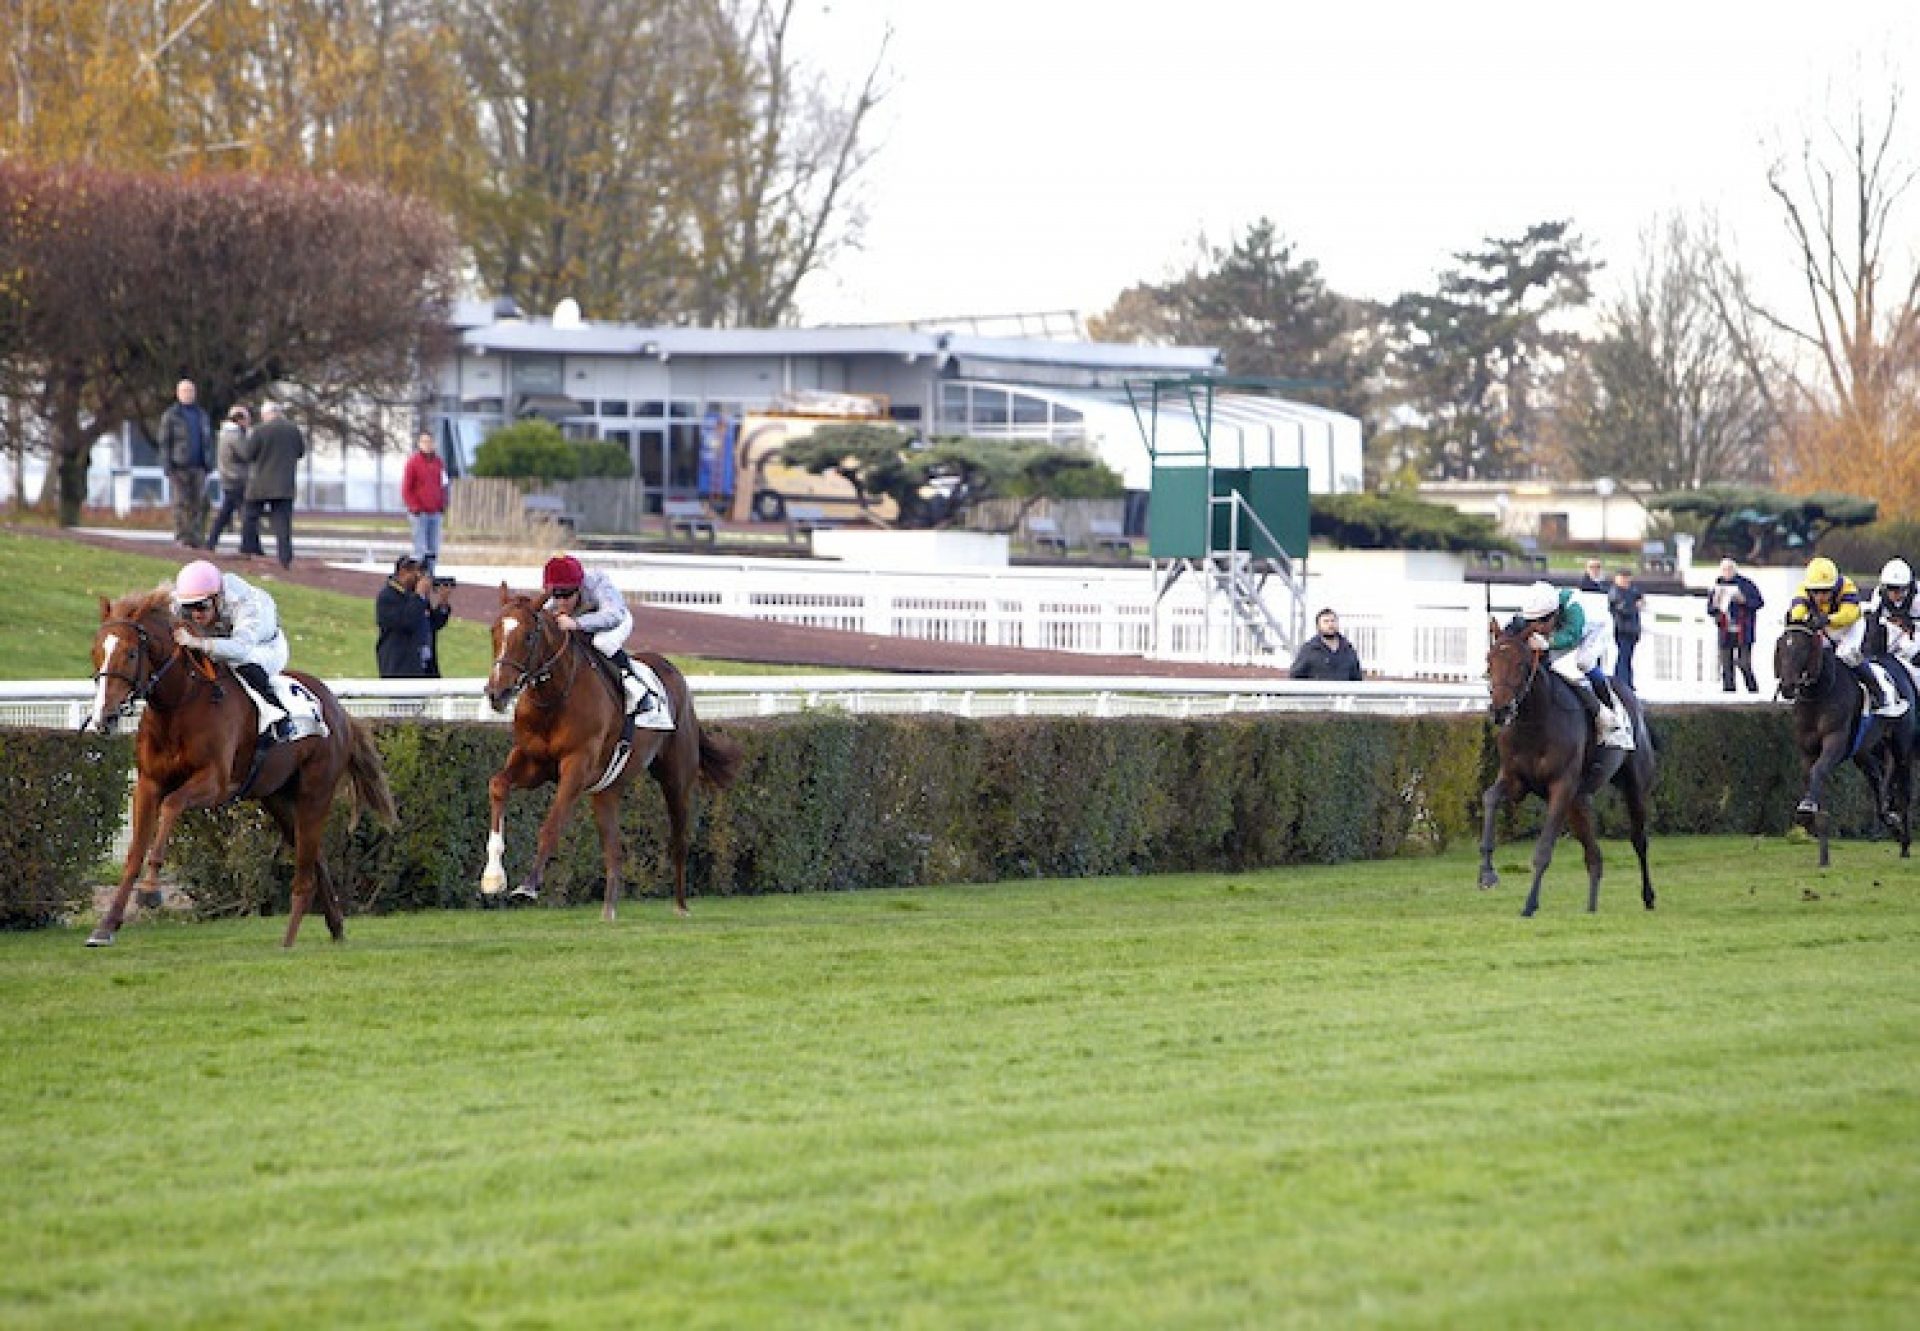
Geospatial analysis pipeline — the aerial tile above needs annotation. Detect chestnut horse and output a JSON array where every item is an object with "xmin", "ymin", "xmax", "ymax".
[
  {"xmin": 481, "ymin": 588, "xmax": 742, "ymax": 919},
  {"xmin": 1478, "ymin": 618, "xmax": 1657, "ymax": 916},
  {"xmin": 85, "ymin": 589, "xmax": 395, "ymax": 947},
  {"xmin": 1774, "ymin": 622, "xmax": 1914, "ymax": 867}
]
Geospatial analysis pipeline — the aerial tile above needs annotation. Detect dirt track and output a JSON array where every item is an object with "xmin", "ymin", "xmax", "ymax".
[{"xmin": 56, "ymin": 527, "xmax": 1289, "ymax": 679}]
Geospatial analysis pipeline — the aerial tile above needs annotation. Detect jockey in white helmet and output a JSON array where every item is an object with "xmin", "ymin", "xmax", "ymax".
[{"xmin": 1516, "ymin": 579, "xmax": 1635, "ymax": 750}]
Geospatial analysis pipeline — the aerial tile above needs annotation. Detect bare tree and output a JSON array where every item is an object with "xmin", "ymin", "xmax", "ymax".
[
  {"xmin": 1557, "ymin": 216, "xmax": 1772, "ymax": 490},
  {"xmin": 1710, "ymin": 82, "xmax": 1920, "ymax": 511}
]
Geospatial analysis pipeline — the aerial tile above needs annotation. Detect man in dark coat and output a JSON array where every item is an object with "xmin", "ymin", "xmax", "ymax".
[
  {"xmin": 1290, "ymin": 608, "xmax": 1364, "ymax": 681},
  {"xmin": 238, "ymin": 400, "xmax": 306, "ymax": 567},
  {"xmin": 374, "ymin": 557, "xmax": 449, "ymax": 678},
  {"xmin": 158, "ymin": 378, "xmax": 212, "ymax": 548},
  {"xmin": 1608, "ymin": 568, "xmax": 1646, "ymax": 690}
]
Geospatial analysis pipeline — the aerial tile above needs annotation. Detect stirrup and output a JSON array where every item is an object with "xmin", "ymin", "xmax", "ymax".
[{"xmin": 1875, "ymin": 695, "xmax": 1910, "ymax": 718}]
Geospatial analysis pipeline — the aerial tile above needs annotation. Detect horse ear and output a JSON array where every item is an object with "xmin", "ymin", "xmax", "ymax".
[
  {"xmin": 498, "ymin": 581, "xmax": 513, "ymax": 605},
  {"xmin": 99, "ymin": 596, "xmax": 113, "ymax": 622},
  {"xmin": 1488, "ymin": 615, "xmax": 1500, "ymax": 641}
]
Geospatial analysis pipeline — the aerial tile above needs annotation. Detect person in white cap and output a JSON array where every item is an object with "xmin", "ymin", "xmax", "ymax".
[{"xmin": 1516, "ymin": 579, "xmax": 1635, "ymax": 749}]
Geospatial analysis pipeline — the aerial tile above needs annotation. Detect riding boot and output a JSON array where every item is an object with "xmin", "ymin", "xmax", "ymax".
[
  {"xmin": 1588, "ymin": 669, "xmax": 1637, "ymax": 749},
  {"xmin": 1860, "ymin": 661, "xmax": 1911, "ymax": 718},
  {"xmin": 234, "ymin": 661, "xmax": 288, "ymax": 739},
  {"xmin": 610, "ymin": 648, "xmax": 650, "ymax": 715}
]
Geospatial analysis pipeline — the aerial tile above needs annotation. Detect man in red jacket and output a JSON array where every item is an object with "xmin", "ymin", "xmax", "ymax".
[{"xmin": 401, "ymin": 429, "xmax": 449, "ymax": 570}]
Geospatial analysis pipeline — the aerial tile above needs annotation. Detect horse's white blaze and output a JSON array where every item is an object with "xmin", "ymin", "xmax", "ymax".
[
  {"xmin": 480, "ymin": 827, "xmax": 507, "ymax": 894},
  {"xmin": 88, "ymin": 637, "xmax": 119, "ymax": 729},
  {"xmin": 500, "ymin": 615, "xmax": 520, "ymax": 644}
]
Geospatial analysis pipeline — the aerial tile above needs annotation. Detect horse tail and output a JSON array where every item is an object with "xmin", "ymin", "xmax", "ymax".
[
  {"xmin": 344, "ymin": 717, "xmax": 398, "ymax": 828},
  {"xmin": 697, "ymin": 725, "xmax": 744, "ymax": 791}
]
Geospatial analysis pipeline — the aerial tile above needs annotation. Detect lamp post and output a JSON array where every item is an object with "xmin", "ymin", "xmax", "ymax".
[{"xmin": 1595, "ymin": 476, "xmax": 1616, "ymax": 549}]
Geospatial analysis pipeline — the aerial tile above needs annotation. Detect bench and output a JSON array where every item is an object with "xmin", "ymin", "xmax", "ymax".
[
  {"xmin": 523, "ymin": 493, "xmax": 579, "ymax": 535},
  {"xmin": 663, "ymin": 498, "xmax": 717, "ymax": 545},
  {"xmin": 1026, "ymin": 515, "xmax": 1069, "ymax": 556},
  {"xmin": 1639, "ymin": 540, "xmax": 1677, "ymax": 575},
  {"xmin": 787, "ymin": 503, "xmax": 837, "ymax": 541},
  {"xmin": 1088, "ymin": 519, "xmax": 1133, "ymax": 561},
  {"xmin": 1514, "ymin": 536, "xmax": 1549, "ymax": 572}
]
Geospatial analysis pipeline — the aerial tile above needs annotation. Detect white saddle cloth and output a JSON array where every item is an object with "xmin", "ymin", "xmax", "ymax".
[
  {"xmin": 626, "ymin": 659, "xmax": 676, "ymax": 732},
  {"xmin": 234, "ymin": 673, "xmax": 328, "ymax": 738}
]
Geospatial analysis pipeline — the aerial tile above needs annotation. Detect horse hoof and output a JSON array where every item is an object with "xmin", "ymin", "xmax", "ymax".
[
  {"xmin": 84, "ymin": 931, "xmax": 113, "ymax": 947},
  {"xmin": 509, "ymin": 884, "xmax": 538, "ymax": 903},
  {"xmin": 1477, "ymin": 873, "xmax": 1499, "ymax": 891},
  {"xmin": 479, "ymin": 870, "xmax": 507, "ymax": 897},
  {"xmin": 137, "ymin": 889, "xmax": 163, "ymax": 910}
]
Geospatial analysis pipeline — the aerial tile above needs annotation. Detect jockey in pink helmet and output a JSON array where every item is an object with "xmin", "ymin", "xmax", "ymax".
[
  {"xmin": 172, "ymin": 558, "xmax": 321, "ymax": 742},
  {"xmin": 541, "ymin": 553, "xmax": 652, "ymax": 714}
]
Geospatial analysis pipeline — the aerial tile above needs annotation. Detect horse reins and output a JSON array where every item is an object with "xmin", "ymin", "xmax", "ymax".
[
  {"xmin": 1489, "ymin": 638, "xmax": 1543, "ymax": 727},
  {"xmin": 91, "ymin": 618, "xmax": 187, "ymax": 724},
  {"xmin": 492, "ymin": 608, "xmax": 578, "ymax": 709}
]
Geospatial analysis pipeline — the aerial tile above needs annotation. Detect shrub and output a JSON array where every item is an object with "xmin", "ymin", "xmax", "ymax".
[
  {"xmin": 575, "ymin": 440, "xmax": 634, "ymax": 479},
  {"xmin": 0, "ymin": 730, "xmax": 133, "ymax": 928},
  {"xmin": 1312, "ymin": 493, "xmax": 1512, "ymax": 553},
  {"xmin": 472, "ymin": 420, "xmax": 579, "ymax": 482}
]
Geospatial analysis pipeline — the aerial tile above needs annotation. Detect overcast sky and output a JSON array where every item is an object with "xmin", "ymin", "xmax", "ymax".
[{"xmin": 789, "ymin": 0, "xmax": 1920, "ymax": 328}]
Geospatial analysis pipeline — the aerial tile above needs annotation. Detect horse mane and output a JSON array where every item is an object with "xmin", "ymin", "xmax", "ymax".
[{"xmin": 109, "ymin": 586, "xmax": 175, "ymax": 624}]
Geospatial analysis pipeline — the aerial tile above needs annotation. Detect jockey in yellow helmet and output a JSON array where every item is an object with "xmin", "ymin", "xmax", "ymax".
[{"xmin": 1789, "ymin": 556, "xmax": 1909, "ymax": 717}]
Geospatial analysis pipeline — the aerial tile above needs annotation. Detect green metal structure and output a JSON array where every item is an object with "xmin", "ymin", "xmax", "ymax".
[{"xmin": 1125, "ymin": 375, "xmax": 1316, "ymax": 660}]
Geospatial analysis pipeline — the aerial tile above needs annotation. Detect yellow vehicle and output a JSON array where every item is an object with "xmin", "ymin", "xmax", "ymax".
[{"xmin": 729, "ymin": 410, "xmax": 901, "ymax": 525}]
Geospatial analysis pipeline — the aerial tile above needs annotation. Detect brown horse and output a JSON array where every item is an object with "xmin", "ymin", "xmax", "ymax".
[
  {"xmin": 84, "ymin": 589, "xmax": 396, "ymax": 947},
  {"xmin": 1478, "ymin": 618, "xmax": 1657, "ymax": 916},
  {"xmin": 481, "ymin": 588, "xmax": 742, "ymax": 919}
]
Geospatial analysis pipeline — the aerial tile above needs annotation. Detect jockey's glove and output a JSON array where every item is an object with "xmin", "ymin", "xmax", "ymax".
[{"xmin": 1527, "ymin": 633, "xmax": 1550, "ymax": 652}]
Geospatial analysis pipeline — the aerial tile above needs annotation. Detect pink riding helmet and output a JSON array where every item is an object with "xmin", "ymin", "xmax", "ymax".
[{"xmin": 175, "ymin": 559, "xmax": 224, "ymax": 603}]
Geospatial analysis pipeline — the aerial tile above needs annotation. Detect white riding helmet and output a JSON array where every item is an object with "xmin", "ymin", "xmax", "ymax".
[
  {"xmin": 1880, "ymin": 558, "xmax": 1913, "ymax": 588},
  {"xmin": 1519, "ymin": 581, "xmax": 1562, "ymax": 620}
]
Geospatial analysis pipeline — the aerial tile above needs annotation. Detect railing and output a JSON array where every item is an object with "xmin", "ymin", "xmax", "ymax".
[{"xmin": 0, "ymin": 671, "xmax": 1781, "ymax": 733}]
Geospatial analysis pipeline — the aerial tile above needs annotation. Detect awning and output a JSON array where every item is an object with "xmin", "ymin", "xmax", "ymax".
[{"xmin": 515, "ymin": 393, "xmax": 585, "ymax": 421}]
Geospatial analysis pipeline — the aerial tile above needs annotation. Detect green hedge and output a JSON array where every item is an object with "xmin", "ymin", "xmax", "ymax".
[
  {"xmin": 1, "ymin": 704, "xmax": 1902, "ymax": 929},
  {"xmin": 0, "ymin": 730, "xmax": 133, "ymax": 928}
]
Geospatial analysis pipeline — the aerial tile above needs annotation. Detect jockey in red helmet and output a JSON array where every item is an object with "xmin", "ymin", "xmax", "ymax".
[{"xmin": 541, "ymin": 553, "xmax": 652, "ymax": 715}]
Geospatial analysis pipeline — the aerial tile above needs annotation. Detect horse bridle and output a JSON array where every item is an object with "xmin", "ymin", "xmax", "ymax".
[
  {"xmin": 1488, "ymin": 637, "xmax": 1543, "ymax": 727},
  {"xmin": 491, "ymin": 607, "xmax": 577, "ymax": 708},
  {"xmin": 1776, "ymin": 622, "xmax": 1827, "ymax": 702},
  {"xmin": 90, "ymin": 618, "xmax": 185, "ymax": 726}
]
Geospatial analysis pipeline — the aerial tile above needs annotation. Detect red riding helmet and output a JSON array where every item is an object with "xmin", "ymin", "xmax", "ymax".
[{"xmin": 542, "ymin": 554, "xmax": 584, "ymax": 591}]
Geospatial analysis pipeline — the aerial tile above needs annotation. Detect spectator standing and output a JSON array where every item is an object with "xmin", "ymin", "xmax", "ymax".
[
  {"xmin": 205, "ymin": 404, "xmax": 256, "ymax": 554},
  {"xmin": 1608, "ymin": 568, "xmax": 1646, "ymax": 691},
  {"xmin": 239, "ymin": 400, "xmax": 305, "ymax": 568},
  {"xmin": 158, "ymin": 379, "xmax": 212, "ymax": 548},
  {"xmin": 1290, "ymin": 608, "xmax": 1364, "ymax": 681},
  {"xmin": 1709, "ymin": 557, "xmax": 1765, "ymax": 692},
  {"xmin": 374, "ymin": 556, "xmax": 448, "ymax": 678},
  {"xmin": 1580, "ymin": 557, "xmax": 1608, "ymax": 593},
  {"xmin": 401, "ymin": 429, "xmax": 449, "ymax": 569}
]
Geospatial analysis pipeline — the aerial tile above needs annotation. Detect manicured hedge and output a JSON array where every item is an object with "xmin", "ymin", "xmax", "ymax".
[
  {"xmin": 0, "ymin": 704, "xmax": 1900, "ymax": 929},
  {"xmin": 0, "ymin": 730, "xmax": 133, "ymax": 928}
]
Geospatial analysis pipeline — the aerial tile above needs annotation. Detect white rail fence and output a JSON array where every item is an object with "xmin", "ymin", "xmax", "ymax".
[{"xmin": 437, "ymin": 553, "xmax": 1755, "ymax": 692}]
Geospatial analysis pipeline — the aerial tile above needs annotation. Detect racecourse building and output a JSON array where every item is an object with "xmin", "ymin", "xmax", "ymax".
[{"xmin": 429, "ymin": 299, "xmax": 1364, "ymax": 518}]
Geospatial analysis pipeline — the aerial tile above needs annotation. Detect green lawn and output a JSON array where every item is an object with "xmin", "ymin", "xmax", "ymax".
[
  {"xmin": 0, "ymin": 528, "xmax": 823, "ymax": 679},
  {"xmin": 2, "ymin": 837, "xmax": 1914, "ymax": 1328}
]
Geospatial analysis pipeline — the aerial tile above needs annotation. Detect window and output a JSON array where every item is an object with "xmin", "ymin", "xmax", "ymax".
[
  {"xmin": 599, "ymin": 400, "xmax": 629, "ymax": 418},
  {"xmin": 940, "ymin": 383, "xmax": 968, "ymax": 429},
  {"xmin": 635, "ymin": 401, "xmax": 666, "ymax": 418},
  {"xmin": 1052, "ymin": 404, "xmax": 1082, "ymax": 426},
  {"xmin": 1012, "ymin": 394, "xmax": 1048, "ymax": 425},
  {"xmin": 973, "ymin": 388, "xmax": 1009, "ymax": 427}
]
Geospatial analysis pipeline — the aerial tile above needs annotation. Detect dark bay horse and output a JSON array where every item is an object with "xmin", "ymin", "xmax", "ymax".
[
  {"xmin": 1478, "ymin": 619, "xmax": 1657, "ymax": 916},
  {"xmin": 85, "ymin": 589, "xmax": 395, "ymax": 947},
  {"xmin": 481, "ymin": 588, "xmax": 742, "ymax": 920},
  {"xmin": 1774, "ymin": 623, "xmax": 1913, "ymax": 867}
]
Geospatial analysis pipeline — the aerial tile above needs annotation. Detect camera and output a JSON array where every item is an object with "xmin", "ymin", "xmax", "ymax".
[{"xmin": 432, "ymin": 575, "xmax": 455, "ymax": 589}]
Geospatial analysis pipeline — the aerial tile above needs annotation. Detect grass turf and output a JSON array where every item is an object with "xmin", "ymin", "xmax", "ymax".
[
  {"xmin": 2, "ymin": 836, "xmax": 1915, "ymax": 1328},
  {"xmin": 0, "ymin": 527, "xmax": 824, "ymax": 680}
]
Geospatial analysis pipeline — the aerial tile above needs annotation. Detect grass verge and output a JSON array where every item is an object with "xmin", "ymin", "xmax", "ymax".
[{"xmin": 2, "ymin": 836, "xmax": 1915, "ymax": 1328}]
